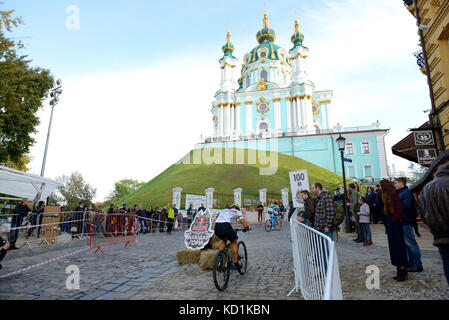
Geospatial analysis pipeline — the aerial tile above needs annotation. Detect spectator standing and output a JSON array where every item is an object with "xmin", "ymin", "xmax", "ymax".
[
  {"xmin": 160, "ymin": 206, "xmax": 167, "ymax": 232},
  {"xmin": 136, "ymin": 205, "xmax": 146, "ymax": 234},
  {"xmin": 197, "ymin": 204, "xmax": 206, "ymax": 218},
  {"xmin": 8, "ymin": 198, "xmax": 32, "ymax": 249},
  {"xmin": 366, "ymin": 187, "xmax": 379, "ymax": 224},
  {"xmin": 26, "ymin": 201, "xmax": 45, "ymax": 239},
  {"xmin": 176, "ymin": 208, "xmax": 183, "ymax": 230},
  {"xmin": 287, "ymin": 201, "xmax": 295, "ymax": 222},
  {"xmin": 257, "ymin": 202, "xmax": 264, "ymax": 223},
  {"xmin": 380, "ymin": 179, "xmax": 408, "ymax": 282},
  {"xmin": 167, "ymin": 203, "xmax": 175, "ymax": 235},
  {"xmin": 187, "ymin": 204, "xmax": 194, "ymax": 227},
  {"xmin": 297, "ymin": 190, "xmax": 315, "ymax": 227},
  {"xmin": 147, "ymin": 206, "xmax": 155, "ymax": 233},
  {"xmin": 394, "ymin": 177, "xmax": 423, "ymax": 273},
  {"xmin": 349, "ymin": 184, "xmax": 363, "ymax": 243},
  {"xmin": 418, "ymin": 162, "xmax": 449, "ymax": 285},
  {"xmin": 357, "ymin": 197, "xmax": 372, "ymax": 246},
  {"xmin": 73, "ymin": 201, "xmax": 84, "ymax": 238},
  {"xmin": 311, "ymin": 183, "xmax": 335, "ymax": 238}
]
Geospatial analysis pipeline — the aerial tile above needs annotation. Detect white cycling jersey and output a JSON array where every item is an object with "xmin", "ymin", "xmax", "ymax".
[{"xmin": 215, "ymin": 208, "xmax": 243, "ymax": 224}]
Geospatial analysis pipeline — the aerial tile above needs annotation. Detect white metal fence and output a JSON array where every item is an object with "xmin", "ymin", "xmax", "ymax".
[{"xmin": 288, "ymin": 209, "xmax": 343, "ymax": 300}]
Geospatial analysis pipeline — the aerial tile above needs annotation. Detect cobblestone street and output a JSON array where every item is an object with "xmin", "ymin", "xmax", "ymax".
[{"xmin": 0, "ymin": 222, "xmax": 448, "ymax": 300}]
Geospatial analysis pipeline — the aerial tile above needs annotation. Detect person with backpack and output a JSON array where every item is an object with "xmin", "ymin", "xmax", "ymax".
[
  {"xmin": 311, "ymin": 183, "xmax": 335, "ymax": 239},
  {"xmin": 357, "ymin": 197, "xmax": 372, "ymax": 246}
]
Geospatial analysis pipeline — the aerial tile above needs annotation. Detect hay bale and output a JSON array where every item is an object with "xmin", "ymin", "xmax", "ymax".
[
  {"xmin": 209, "ymin": 235, "xmax": 222, "ymax": 250},
  {"xmin": 176, "ymin": 249, "xmax": 201, "ymax": 265},
  {"xmin": 199, "ymin": 249, "xmax": 219, "ymax": 270}
]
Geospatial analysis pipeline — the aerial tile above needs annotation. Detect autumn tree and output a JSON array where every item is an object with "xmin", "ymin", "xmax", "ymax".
[{"xmin": 0, "ymin": 4, "xmax": 54, "ymax": 169}]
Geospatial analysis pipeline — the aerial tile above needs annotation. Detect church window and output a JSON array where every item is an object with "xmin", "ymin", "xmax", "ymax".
[
  {"xmin": 260, "ymin": 51, "xmax": 267, "ymax": 58},
  {"xmin": 261, "ymin": 69, "xmax": 268, "ymax": 82},
  {"xmin": 245, "ymin": 75, "xmax": 250, "ymax": 88}
]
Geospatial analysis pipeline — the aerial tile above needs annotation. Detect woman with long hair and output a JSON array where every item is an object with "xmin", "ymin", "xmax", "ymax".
[{"xmin": 380, "ymin": 179, "xmax": 409, "ymax": 281}]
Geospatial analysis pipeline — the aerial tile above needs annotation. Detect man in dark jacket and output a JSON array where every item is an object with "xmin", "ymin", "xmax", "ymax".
[
  {"xmin": 419, "ymin": 162, "xmax": 449, "ymax": 285},
  {"xmin": 8, "ymin": 198, "xmax": 32, "ymax": 249},
  {"xmin": 297, "ymin": 190, "xmax": 315, "ymax": 227},
  {"xmin": 394, "ymin": 178, "xmax": 423, "ymax": 272},
  {"xmin": 311, "ymin": 183, "xmax": 335, "ymax": 238}
]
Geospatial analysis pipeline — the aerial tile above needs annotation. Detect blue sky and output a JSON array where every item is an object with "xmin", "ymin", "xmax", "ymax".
[{"xmin": 3, "ymin": 0, "xmax": 430, "ymax": 201}]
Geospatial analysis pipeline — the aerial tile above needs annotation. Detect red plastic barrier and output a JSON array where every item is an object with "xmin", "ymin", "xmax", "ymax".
[{"xmin": 89, "ymin": 213, "xmax": 136, "ymax": 254}]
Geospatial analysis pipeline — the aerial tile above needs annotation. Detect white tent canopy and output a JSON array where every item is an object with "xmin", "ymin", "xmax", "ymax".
[{"xmin": 0, "ymin": 165, "xmax": 61, "ymax": 202}]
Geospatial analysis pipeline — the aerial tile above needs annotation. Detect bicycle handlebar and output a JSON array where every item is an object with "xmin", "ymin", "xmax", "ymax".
[{"xmin": 234, "ymin": 228, "xmax": 251, "ymax": 233}]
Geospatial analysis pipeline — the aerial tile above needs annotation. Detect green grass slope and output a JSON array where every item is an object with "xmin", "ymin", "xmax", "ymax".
[{"xmin": 118, "ymin": 148, "xmax": 343, "ymax": 209}]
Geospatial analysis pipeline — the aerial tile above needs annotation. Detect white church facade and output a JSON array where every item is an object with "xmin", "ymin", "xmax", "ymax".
[{"xmin": 196, "ymin": 13, "xmax": 390, "ymax": 182}]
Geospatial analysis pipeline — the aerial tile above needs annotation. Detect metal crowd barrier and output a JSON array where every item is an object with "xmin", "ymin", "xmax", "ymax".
[
  {"xmin": 0, "ymin": 211, "xmax": 92, "ymax": 249},
  {"xmin": 288, "ymin": 209, "xmax": 343, "ymax": 300},
  {"xmin": 89, "ymin": 213, "xmax": 137, "ymax": 254}
]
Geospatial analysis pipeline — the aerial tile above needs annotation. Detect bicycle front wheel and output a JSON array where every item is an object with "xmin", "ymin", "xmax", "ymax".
[
  {"xmin": 265, "ymin": 219, "xmax": 272, "ymax": 232},
  {"xmin": 237, "ymin": 241, "xmax": 248, "ymax": 275},
  {"xmin": 213, "ymin": 250, "xmax": 230, "ymax": 291}
]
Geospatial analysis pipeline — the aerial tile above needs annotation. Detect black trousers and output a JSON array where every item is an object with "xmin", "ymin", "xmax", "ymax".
[{"xmin": 167, "ymin": 218, "xmax": 174, "ymax": 234}]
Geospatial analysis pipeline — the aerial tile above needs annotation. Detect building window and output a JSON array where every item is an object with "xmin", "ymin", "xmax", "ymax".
[
  {"xmin": 361, "ymin": 140, "xmax": 370, "ymax": 154},
  {"xmin": 347, "ymin": 166, "xmax": 356, "ymax": 178},
  {"xmin": 260, "ymin": 69, "xmax": 268, "ymax": 82},
  {"xmin": 346, "ymin": 142, "xmax": 354, "ymax": 155},
  {"xmin": 364, "ymin": 165, "xmax": 373, "ymax": 178},
  {"xmin": 245, "ymin": 75, "xmax": 250, "ymax": 88}
]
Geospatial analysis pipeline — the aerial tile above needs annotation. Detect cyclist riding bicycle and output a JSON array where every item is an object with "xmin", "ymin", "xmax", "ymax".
[
  {"xmin": 267, "ymin": 202, "xmax": 280, "ymax": 228},
  {"xmin": 214, "ymin": 204, "xmax": 250, "ymax": 270}
]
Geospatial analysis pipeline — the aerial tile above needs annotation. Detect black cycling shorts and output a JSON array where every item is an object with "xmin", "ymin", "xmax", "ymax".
[{"xmin": 214, "ymin": 222, "xmax": 238, "ymax": 242}]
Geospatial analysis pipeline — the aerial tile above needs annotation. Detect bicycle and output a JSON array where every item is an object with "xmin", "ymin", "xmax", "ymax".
[
  {"xmin": 212, "ymin": 228, "xmax": 249, "ymax": 291},
  {"xmin": 265, "ymin": 212, "xmax": 282, "ymax": 232}
]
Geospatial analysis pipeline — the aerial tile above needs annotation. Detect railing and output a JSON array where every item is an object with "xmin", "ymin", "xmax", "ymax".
[
  {"xmin": 0, "ymin": 211, "xmax": 94, "ymax": 249},
  {"xmin": 288, "ymin": 209, "xmax": 343, "ymax": 300}
]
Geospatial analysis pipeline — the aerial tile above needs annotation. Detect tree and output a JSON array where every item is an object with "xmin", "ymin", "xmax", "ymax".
[
  {"xmin": 105, "ymin": 179, "xmax": 145, "ymax": 204},
  {"xmin": 0, "ymin": 5, "xmax": 54, "ymax": 168},
  {"xmin": 408, "ymin": 162, "xmax": 427, "ymax": 184},
  {"xmin": 55, "ymin": 172, "xmax": 97, "ymax": 211}
]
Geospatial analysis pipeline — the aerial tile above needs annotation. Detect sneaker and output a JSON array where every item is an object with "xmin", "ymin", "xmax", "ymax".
[
  {"xmin": 9, "ymin": 245, "xmax": 19, "ymax": 250},
  {"xmin": 231, "ymin": 262, "xmax": 242, "ymax": 271},
  {"xmin": 407, "ymin": 266, "xmax": 423, "ymax": 273}
]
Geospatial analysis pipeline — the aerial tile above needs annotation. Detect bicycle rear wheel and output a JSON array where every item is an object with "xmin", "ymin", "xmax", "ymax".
[
  {"xmin": 213, "ymin": 250, "xmax": 230, "ymax": 291},
  {"xmin": 265, "ymin": 219, "xmax": 272, "ymax": 232},
  {"xmin": 274, "ymin": 218, "xmax": 282, "ymax": 231},
  {"xmin": 237, "ymin": 241, "xmax": 248, "ymax": 275}
]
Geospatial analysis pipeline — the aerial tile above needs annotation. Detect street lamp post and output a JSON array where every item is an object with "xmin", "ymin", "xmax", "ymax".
[
  {"xmin": 34, "ymin": 79, "xmax": 62, "ymax": 205},
  {"xmin": 40, "ymin": 79, "xmax": 63, "ymax": 177},
  {"xmin": 336, "ymin": 134, "xmax": 351, "ymax": 233}
]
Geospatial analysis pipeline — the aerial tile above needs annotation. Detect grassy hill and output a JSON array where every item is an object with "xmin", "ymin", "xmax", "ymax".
[{"xmin": 118, "ymin": 148, "xmax": 343, "ymax": 209}]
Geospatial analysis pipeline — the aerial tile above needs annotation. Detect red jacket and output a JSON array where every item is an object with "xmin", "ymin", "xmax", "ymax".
[{"xmin": 390, "ymin": 190, "xmax": 405, "ymax": 223}]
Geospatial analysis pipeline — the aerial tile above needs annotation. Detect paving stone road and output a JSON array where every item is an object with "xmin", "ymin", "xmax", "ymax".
[{"xmin": 0, "ymin": 222, "xmax": 448, "ymax": 300}]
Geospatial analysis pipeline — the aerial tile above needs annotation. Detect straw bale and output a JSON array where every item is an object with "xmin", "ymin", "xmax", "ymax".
[
  {"xmin": 176, "ymin": 249, "xmax": 201, "ymax": 265},
  {"xmin": 199, "ymin": 249, "xmax": 219, "ymax": 270}
]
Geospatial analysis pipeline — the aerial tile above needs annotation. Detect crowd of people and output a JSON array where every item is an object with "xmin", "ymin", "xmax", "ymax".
[{"xmin": 285, "ymin": 166, "xmax": 449, "ymax": 286}]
